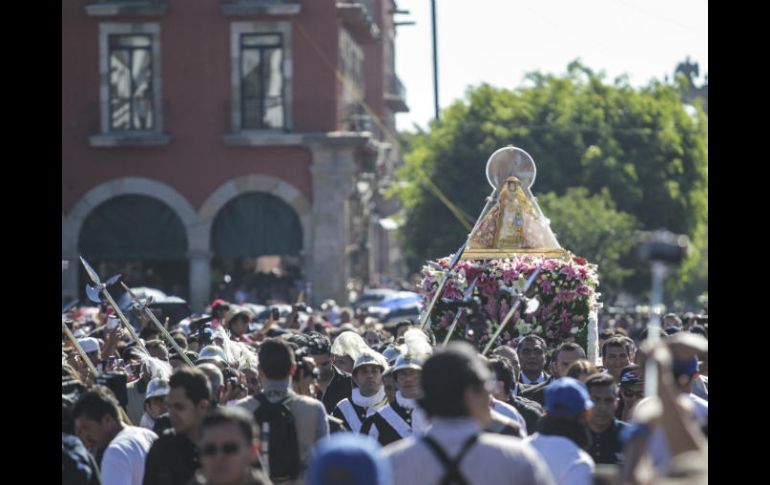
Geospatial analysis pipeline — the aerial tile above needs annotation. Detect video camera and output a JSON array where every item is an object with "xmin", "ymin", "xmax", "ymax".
[{"xmin": 635, "ymin": 230, "xmax": 690, "ymax": 265}]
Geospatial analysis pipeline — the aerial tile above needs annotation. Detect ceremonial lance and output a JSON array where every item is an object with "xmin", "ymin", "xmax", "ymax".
[
  {"xmin": 121, "ymin": 282, "xmax": 195, "ymax": 367},
  {"xmin": 80, "ymin": 257, "xmax": 150, "ymax": 355}
]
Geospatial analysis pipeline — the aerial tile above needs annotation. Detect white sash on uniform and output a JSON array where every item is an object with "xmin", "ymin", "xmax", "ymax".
[
  {"xmin": 338, "ymin": 399, "xmax": 363, "ymax": 432},
  {"xmin": 379, "ymin": 404, "xmax": 412, "ymax": 438}
]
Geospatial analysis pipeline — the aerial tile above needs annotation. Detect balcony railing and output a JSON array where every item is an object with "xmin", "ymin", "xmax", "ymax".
[
  {"xmin": 384, "ymin": 74, "xmax": 409, "ymax": 113},
  {"xmin": 337, "ymin": 1, "xmax": 380, "ymax": 43},
  {"xmin": 85, "ymin": 0, "xmax": 168, "ymax": 16},
  {"xmin": 220, "ymin": 0, "xmax": 301, "ymax": 16}
]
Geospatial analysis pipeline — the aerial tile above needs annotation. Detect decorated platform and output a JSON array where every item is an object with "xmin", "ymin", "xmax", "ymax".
[{"xmin": 418, "ymin": 147, "xmax": 601, "ymax": 359}]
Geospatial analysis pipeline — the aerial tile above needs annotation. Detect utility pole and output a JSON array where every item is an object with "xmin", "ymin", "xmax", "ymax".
[{"xmin": 431, "ymin": 0, "xmax": 439, "ymax": 120}]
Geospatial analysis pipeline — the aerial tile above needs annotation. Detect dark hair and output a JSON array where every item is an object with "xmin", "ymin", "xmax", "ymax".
[
  {"xmin": 537, "ymin": 415, "xmax": 592, "ymax": 450},
  {"xmin": 663, "ymin": 313, "xmax": 682, "ymax": 326},
  {"xmin": 565, "ymin": 360, "xmax": 599, "ymax": 379},
  {"xmin": 258, "ymin": 338, "xmax": 296, "ymax": 380},
  {"xmin": 599, "ymin": 329, "xmax": 614, "ymax": 340},
  {"xmin": 488, "ymin": 357, "xmax": 513, "ymax": 395},
  {"xmin": 621, "ymin": 336, "xmax": 637, "ymax": 356},
  {"xmin": 601, "ymin": 337, "xmax": 629, "ymax": 358},
  {"xmin": 638, "ymin": 327, "xmax": 667, "ymax": 341},
  {"xmin": 202, "ymin": 406, "xmax": 257, "ymax": 443},
  {"xmin": 296, "ymin": 356, "xmax": 317, "ymax": 379},
  {"xmin": 140, "ymin": 326, "xmax": 161, "ymax": 340},
  {"xmin": 552, "ymin": 342, "xmax": 587, "ymax": 363},
  {"xmin": 305, "ymin": 332, "xmax": 331, "ymax": 356},
  {"xmin": 72, "ymin": 385, "xmax": 121, "ymax": 423},
  {"xmin": 584, "ymin": 373, "xmax": 616, "ymax": 394},
  {"xmin": 690, "ymin": 324, "xmax": 708, "ymax": 338},
  {"xmin": 169, "ymin": 367, "xmax": 212, "ymax": 404},
  {"xmin": 419, "ymin": 342, "xmax": 490, "ymax": 418},
  {"xmin": 518, "ymin": 335, "xmax": 546, "ymax": 350}
]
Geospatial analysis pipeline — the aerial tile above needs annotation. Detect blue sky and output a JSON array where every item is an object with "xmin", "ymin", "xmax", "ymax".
[{"xmin": 393, "ymin": 0, "xmax": 708, "ymax": 131}]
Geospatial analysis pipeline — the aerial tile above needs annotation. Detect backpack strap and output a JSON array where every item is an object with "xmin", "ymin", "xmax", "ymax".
[{"xmin": 422, "ymin": 434, "xmax": 479, "ymax": 485}]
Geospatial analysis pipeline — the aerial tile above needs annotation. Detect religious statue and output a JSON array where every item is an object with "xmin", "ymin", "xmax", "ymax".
[{"xmin": 463, "ymin": 146, "xmax": 565, "ymax": 259}]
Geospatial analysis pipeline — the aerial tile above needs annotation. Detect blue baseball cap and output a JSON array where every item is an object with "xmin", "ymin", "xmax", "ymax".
[
  {"xmin": 673, "ymin": 356, "xmax": 699, "ymax": 379},
  {"xmin": 307, "ymin": 433, "xmax": 392, "ymax": 485},
  {"xmin": 544, "ymin": 377, "xmax": 594, "ymax": 418}
]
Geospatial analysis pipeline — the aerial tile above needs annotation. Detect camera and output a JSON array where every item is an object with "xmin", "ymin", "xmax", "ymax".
[{"xmin": 635, "ymin": 230, "xmax": 689, "ymax": 265}]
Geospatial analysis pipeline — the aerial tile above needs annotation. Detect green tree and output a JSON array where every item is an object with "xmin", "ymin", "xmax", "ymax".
[
  {"xmin": 395, "ymin": 61, "xmax": 707, "ymax": 303},
  {"xmin": 538, "ymin": 188, "xmax": 639, "ymax": 297}
]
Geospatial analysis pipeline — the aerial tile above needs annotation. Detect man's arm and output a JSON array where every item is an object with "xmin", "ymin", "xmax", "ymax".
[{"xmin": 315, "ymin": 402, "xmax": 330, "ymax": 439}]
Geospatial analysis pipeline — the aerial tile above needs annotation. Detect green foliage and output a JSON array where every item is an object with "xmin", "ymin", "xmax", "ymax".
[
  {"xmin": 538, "ymin": 188, "xmax": 639, "ymax": 297},
  {"xmin": 395, "ymin": 61, "xmax": 708, "ymax": 304}
]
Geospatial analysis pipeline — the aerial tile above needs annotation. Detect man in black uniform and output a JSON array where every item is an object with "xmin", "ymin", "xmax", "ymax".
[
  {"xmin": 332, "ymin": 350, "xmax": 389, "ymax": 432},
  {"xmin": 143, "ymin": 367, "xmax": 212, "ymax": 485},
  {"xmin": 361, "ymin": 329, "xmax": 432, "ymax": 445}
]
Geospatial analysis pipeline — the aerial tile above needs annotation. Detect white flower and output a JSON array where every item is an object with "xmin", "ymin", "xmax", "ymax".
[
  {"xmin": 570, "ymin": 326, "xmax": 579, "ymax": 334},
  {"xmin": 515, "ymin": 319, "xmax": 532, "ymax": 335}
]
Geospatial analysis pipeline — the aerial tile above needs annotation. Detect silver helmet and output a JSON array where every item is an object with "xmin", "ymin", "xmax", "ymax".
[
  {"xmin": 352, "ymin": 350, "xmax": 389, "ymax": 374},
  {"xmin": 145, "ymin": 378, "xmax": 170, "ymax": 401}
]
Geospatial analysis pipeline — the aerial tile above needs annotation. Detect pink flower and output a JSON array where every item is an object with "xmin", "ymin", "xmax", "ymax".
[
  {"xmin": 560, "ymin": 265, "xmax": 577, "ymax": 280},
  {"xmin": 486, "ymin": 300, "xmax": 499, "ymax": 322},
  {"xmin": 540, "ymin": 278, "xmax": 554, "ymax": 294},
  {"xmin": 443, "ymin": 285, "xmax": 463, "ymax": 300},
  {"xmin": 577, "ymin": 284, "xmax": 591, "ymax": 296},
  {"xmin": 502, "ymin": 268, "xmax": 518, "ymax": 284}
]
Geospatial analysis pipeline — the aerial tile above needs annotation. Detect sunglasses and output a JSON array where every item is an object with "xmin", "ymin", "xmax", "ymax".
[{"xmin": 201, "ymin": 442, "xmax": 242, "ymax": 457}]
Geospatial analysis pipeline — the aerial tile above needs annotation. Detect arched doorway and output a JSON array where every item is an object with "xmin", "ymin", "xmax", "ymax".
[
  {"xmin": 78, "ymin": 194, "xmax": 189, "ymax": 299},
  {"xmin": 210, "ymin": 192, "xmax": 303, "ymax": 304}
]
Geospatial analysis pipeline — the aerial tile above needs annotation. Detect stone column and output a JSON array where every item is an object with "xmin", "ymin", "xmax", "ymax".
[
  {"xmin": 62, "ymin": 217, "xmax": 79, "ymax": 304},
  {"xmin": 188, "ymin": 250, "xmax": 212, "ymax": 313},
  {"xmin": 308, "ymin": 144, "xmax": 357, "ymax": 307}
]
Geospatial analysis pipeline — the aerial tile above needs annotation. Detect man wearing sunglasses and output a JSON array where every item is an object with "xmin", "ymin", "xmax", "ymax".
[
  {"xmin": 192, "ymin": 407, "xmax": 270, "ymax": 485},
  {"xmin": 143, "ymin": 367, "xmax": 211, "ymax": 485}
]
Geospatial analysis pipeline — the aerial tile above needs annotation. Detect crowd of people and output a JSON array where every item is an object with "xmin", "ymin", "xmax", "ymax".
[{"xmin": 63, "ymin": 297, "xmax": 708, "ymax": 485}]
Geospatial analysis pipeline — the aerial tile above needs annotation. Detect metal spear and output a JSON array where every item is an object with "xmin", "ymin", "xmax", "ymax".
[
  {"xmin": 121, "ymin": 282, "xmax": 195, "ymax": 367},
  {"xmin": 481, "ymin": 268, "xmax": 541, "ymax": 356},
  {"xmin": 80, "ymin": 257, "xmax": 149, "ymax": 355}
]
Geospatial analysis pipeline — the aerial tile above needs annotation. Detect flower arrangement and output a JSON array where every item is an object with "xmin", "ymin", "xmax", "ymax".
[{"xmin": 419, "ymin": 254, "xmax": 601, "ymax": 351}]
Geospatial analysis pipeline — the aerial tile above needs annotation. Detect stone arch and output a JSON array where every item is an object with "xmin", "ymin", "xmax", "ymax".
[
  {"xmin": 198, "ymin": 175, "xmax": 312, "ymax": 258},
  {"xmin": 62, "ymin": 177, "xmax": 198, "ymax": 302}
]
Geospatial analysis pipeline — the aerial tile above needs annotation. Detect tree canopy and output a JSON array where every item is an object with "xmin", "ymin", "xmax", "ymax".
[{"xmin": 395, "ymin": 61, "xmax": 708, "ymax": 304}]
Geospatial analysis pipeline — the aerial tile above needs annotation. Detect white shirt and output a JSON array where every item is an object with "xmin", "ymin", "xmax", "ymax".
[
  {"xmin": 384, "ymin": 417, "xmax": 555, "ymax": 485},
  {"xmin": 520, "ymin": 372, "xmax": 547, "ymax": 385},
  {"xmin": 138, "ymin": 412, "xmax": 155, "ymax": 430},
  {"xmin": 525, "ymin": 434, "xmax": 594, "ymax": 485},
  {"xmin": 691, "ymin": 375, "xmax": 708, "ymax": 401},
  {"xmin": 100, "ymin": 425, "xmax": 157, "ymax": 485},
  {"xmin": 492, "ymin": 398, "xmax": 527, "ymax": 436}
]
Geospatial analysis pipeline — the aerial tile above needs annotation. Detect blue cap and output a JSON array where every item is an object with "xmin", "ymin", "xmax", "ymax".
[
  {"xmin": 544, "ymin": 377, "xmax": 594, "ymax": 418},
  {"xmin": 673, "ymin": 356, "xmax": 699, "ymax": 379},
  {"xmin": 307, "ymin": 433, "xmax": 392, "ymax": 485}
]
